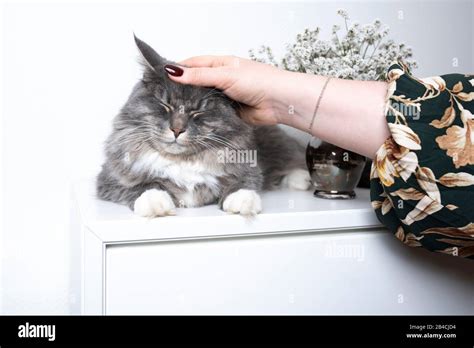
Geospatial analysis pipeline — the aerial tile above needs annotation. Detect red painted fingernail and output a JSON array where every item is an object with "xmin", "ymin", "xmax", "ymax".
[{"xmin": 164, "ymin": 64, "xmax": 183, "ymax": 77}]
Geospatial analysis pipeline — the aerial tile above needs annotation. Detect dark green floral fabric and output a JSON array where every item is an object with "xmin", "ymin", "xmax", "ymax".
[{"xmin": 370, "ymin": 61, "xmax": 474, "ymax": 259}]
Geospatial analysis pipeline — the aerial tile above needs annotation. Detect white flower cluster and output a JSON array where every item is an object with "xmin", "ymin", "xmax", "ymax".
[{"xmin": 249, "ymin": 9, "xmax": 417, "ymax": 81}]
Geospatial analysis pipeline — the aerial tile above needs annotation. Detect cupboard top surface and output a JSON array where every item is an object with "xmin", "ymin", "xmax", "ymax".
[{"xmin": 73, "ymin": 179, "xmax": 381, "ymax": 242}]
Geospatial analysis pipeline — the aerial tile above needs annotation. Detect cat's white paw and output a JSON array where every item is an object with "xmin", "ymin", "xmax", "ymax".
[
  {"xmin": 282, "ymin": 168, "xmax": 311, "ymax": 190},
  {"xmin": 223, "ymin": 189, "xmax": 262, "ymax": 216},
  {"xmin": 134, "ymin": 189, "xmax": 176, "ymax": 217}
]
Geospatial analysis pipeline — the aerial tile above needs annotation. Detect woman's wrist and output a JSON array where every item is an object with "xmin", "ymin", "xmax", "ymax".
[
  {"xmin": 270, "ymin": 68, "xmax": 390, "ymax": 157},
  {"xmin": 270, "ymin": 70, "xmax": 328, "ymax": 131}
]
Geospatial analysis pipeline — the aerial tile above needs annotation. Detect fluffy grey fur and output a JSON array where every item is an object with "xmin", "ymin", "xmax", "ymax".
[{"xmin": 97, "ymin": 36, "xmax": 307, "ymax": 212}]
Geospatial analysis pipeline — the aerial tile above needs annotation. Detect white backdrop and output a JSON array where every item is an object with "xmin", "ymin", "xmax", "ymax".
[{"xmin": 1, "ymin": 0, "xmax": 473, "ymax": 314}]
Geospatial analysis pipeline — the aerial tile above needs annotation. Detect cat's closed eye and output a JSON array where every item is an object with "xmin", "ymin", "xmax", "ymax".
[
  {"xmin": 158, "ymin": 101, "xmax": 172, "ymax": 112},
  {"xmin": 190, "ymin": 111, "xmax": 205, "ymax": 119}
]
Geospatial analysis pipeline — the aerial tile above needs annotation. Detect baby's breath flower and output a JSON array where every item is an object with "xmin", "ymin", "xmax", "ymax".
[
  {"xmin": 337, "ymin": 9, "xmax": 350, "ymax": 20},
  {"xmin": 249, "ymin": 9, "xmax": 417, "ymax": 81}
]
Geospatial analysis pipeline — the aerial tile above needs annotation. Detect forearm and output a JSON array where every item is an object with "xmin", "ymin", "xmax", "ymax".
[{"xmin": 274, "ymin": 70, "xmax": 390, "ymax": 158}]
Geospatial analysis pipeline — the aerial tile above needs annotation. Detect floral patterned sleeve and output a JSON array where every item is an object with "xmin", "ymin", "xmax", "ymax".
[{"xmin": 370, "ymin": 61, "xmax": 474, "ymax": 260}]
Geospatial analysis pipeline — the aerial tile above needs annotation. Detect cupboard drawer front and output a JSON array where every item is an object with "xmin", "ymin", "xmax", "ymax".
[{"xmin": 105, "ymin": 229, "xmax": 474, "ymax": 315}]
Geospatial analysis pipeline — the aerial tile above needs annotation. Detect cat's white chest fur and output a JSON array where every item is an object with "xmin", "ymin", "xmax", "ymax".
[{"xmin": 130, "ymin": 151, "xmax": 223, "ymax": 205}]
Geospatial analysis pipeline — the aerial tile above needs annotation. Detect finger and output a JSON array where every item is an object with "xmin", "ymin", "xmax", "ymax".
[
  {"xmin": 167, "ymin": 66, "xmax": 232, "ymax": 89},
  {"xmin": 178, "ymin": 55, "xmax": 235, "ymax": 68}
]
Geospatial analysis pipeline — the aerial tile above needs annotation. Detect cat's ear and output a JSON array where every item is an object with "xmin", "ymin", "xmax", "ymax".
[{"xmin": 134, "ymin": 34, "xmax": 166, "ymax": 74}]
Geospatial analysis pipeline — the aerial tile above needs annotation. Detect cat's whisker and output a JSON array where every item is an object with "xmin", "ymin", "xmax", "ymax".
[
  {"xmin": 213, "ymin": 137, "xmax": 245, "ymax": 151},
  {"xmin": 115, "ymin": 132, "xmax": 169, "ymax": 148},
  {"xmin": 207, "ymin": 133, "xmax": 239, "ymax": 143},
  {"xmin": 193, "ymin": 138, "xmax": 218, "ymax": 154},
  {"xmin": 206, "ymin": 133, "xmax": 240, "ymax": 144},
  {"xmin": 114, "ymin": 125, "xmax": 158, "ymax": 134},
  {"xmin": 113, "ymin": 120, "xmax": 162, "ymax": 132},
  {"xmin": 203, "ymin": 135, "xmax": 243, "ymax": 151},
  {"xmin": 115, "ymin": 131, "xmax": 155, "ymax": 141},
  {"xmin": 195, "ymin": 135, "xmax": 232, "ymax": 150},
  {"xmin": 195, "ymin": 137, "xmax": 223, "ymax": 155},
  {"xmin": 202, "ymin": 138, "xmax": 238, "ymax": 152},
  {"xmin": 114, "ymin": 128, "xmax": 155, "ymax": 138}
]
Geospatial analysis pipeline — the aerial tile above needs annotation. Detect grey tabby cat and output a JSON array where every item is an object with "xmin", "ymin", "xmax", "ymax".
[{"xmin": 97, "ymin": 36, "xmax": 310, "ymax": 217}]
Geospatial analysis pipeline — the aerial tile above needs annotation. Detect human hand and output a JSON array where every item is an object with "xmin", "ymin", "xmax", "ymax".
[{"xmin": 164, "ymin": 56, "xmax": 294, "ymax": 126}]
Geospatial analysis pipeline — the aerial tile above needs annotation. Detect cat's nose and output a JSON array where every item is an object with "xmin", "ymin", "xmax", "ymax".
[{"xmin": 170, "ymin": 127, "xmax": 185, "ymax": 139}]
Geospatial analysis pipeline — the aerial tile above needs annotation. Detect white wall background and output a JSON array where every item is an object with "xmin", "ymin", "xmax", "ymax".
[{"xmin": 1, "ymin": 0, "xmax": 473, "ymax": 314}]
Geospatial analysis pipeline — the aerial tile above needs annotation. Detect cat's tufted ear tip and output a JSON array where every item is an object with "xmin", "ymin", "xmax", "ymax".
[
  {"xmin": 133, "ymin": 33, "xmax": 146, "ymax": 51},
  {"xmin": 133, "ymin": 32, "xmax": 142, "ymax": 46},
  {"xmin": 133, "ymin": 34, "xmax": 166, "ymax": 73}
]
